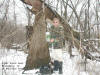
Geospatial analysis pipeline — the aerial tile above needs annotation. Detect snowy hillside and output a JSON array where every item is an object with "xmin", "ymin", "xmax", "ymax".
[{"xmin": 0, "ymin": 48, "xmax": 100, "ymax": 75}]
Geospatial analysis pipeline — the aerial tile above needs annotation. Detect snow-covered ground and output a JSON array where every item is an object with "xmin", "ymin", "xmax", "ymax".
[{"xmin": 0, "ymin": 48, "xmax": 100, "ymax": 75}]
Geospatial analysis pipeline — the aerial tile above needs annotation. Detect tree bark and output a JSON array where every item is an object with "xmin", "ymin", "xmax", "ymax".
[{"xmin": 24, "ymin": 13, "xmax": 50, "ymax": 70}]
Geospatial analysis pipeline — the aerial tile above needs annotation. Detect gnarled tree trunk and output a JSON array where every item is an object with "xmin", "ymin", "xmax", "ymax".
[{"xmin": 24, "ymin": 13, "xmax": 50, "ymax": 70}]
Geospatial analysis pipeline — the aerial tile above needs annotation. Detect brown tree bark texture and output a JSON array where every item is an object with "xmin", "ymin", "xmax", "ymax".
[{"xmin": 24, "ymin": 13, "xmax": 50, "ymax": 70}]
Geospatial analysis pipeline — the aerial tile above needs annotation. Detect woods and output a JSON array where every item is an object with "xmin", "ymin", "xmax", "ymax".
[
  {"xmin": 20, "ymin": 0, "xmax": 100, "ymax": 70},
  {"xmin": 0, "ymin": 0, "xmax": 100, "ymax": 75}
]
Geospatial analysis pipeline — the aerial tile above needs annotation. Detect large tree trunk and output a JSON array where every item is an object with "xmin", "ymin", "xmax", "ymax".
[{"xmin": 24, "ymin": 13, "xmax": 50, "ymax": 70}]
